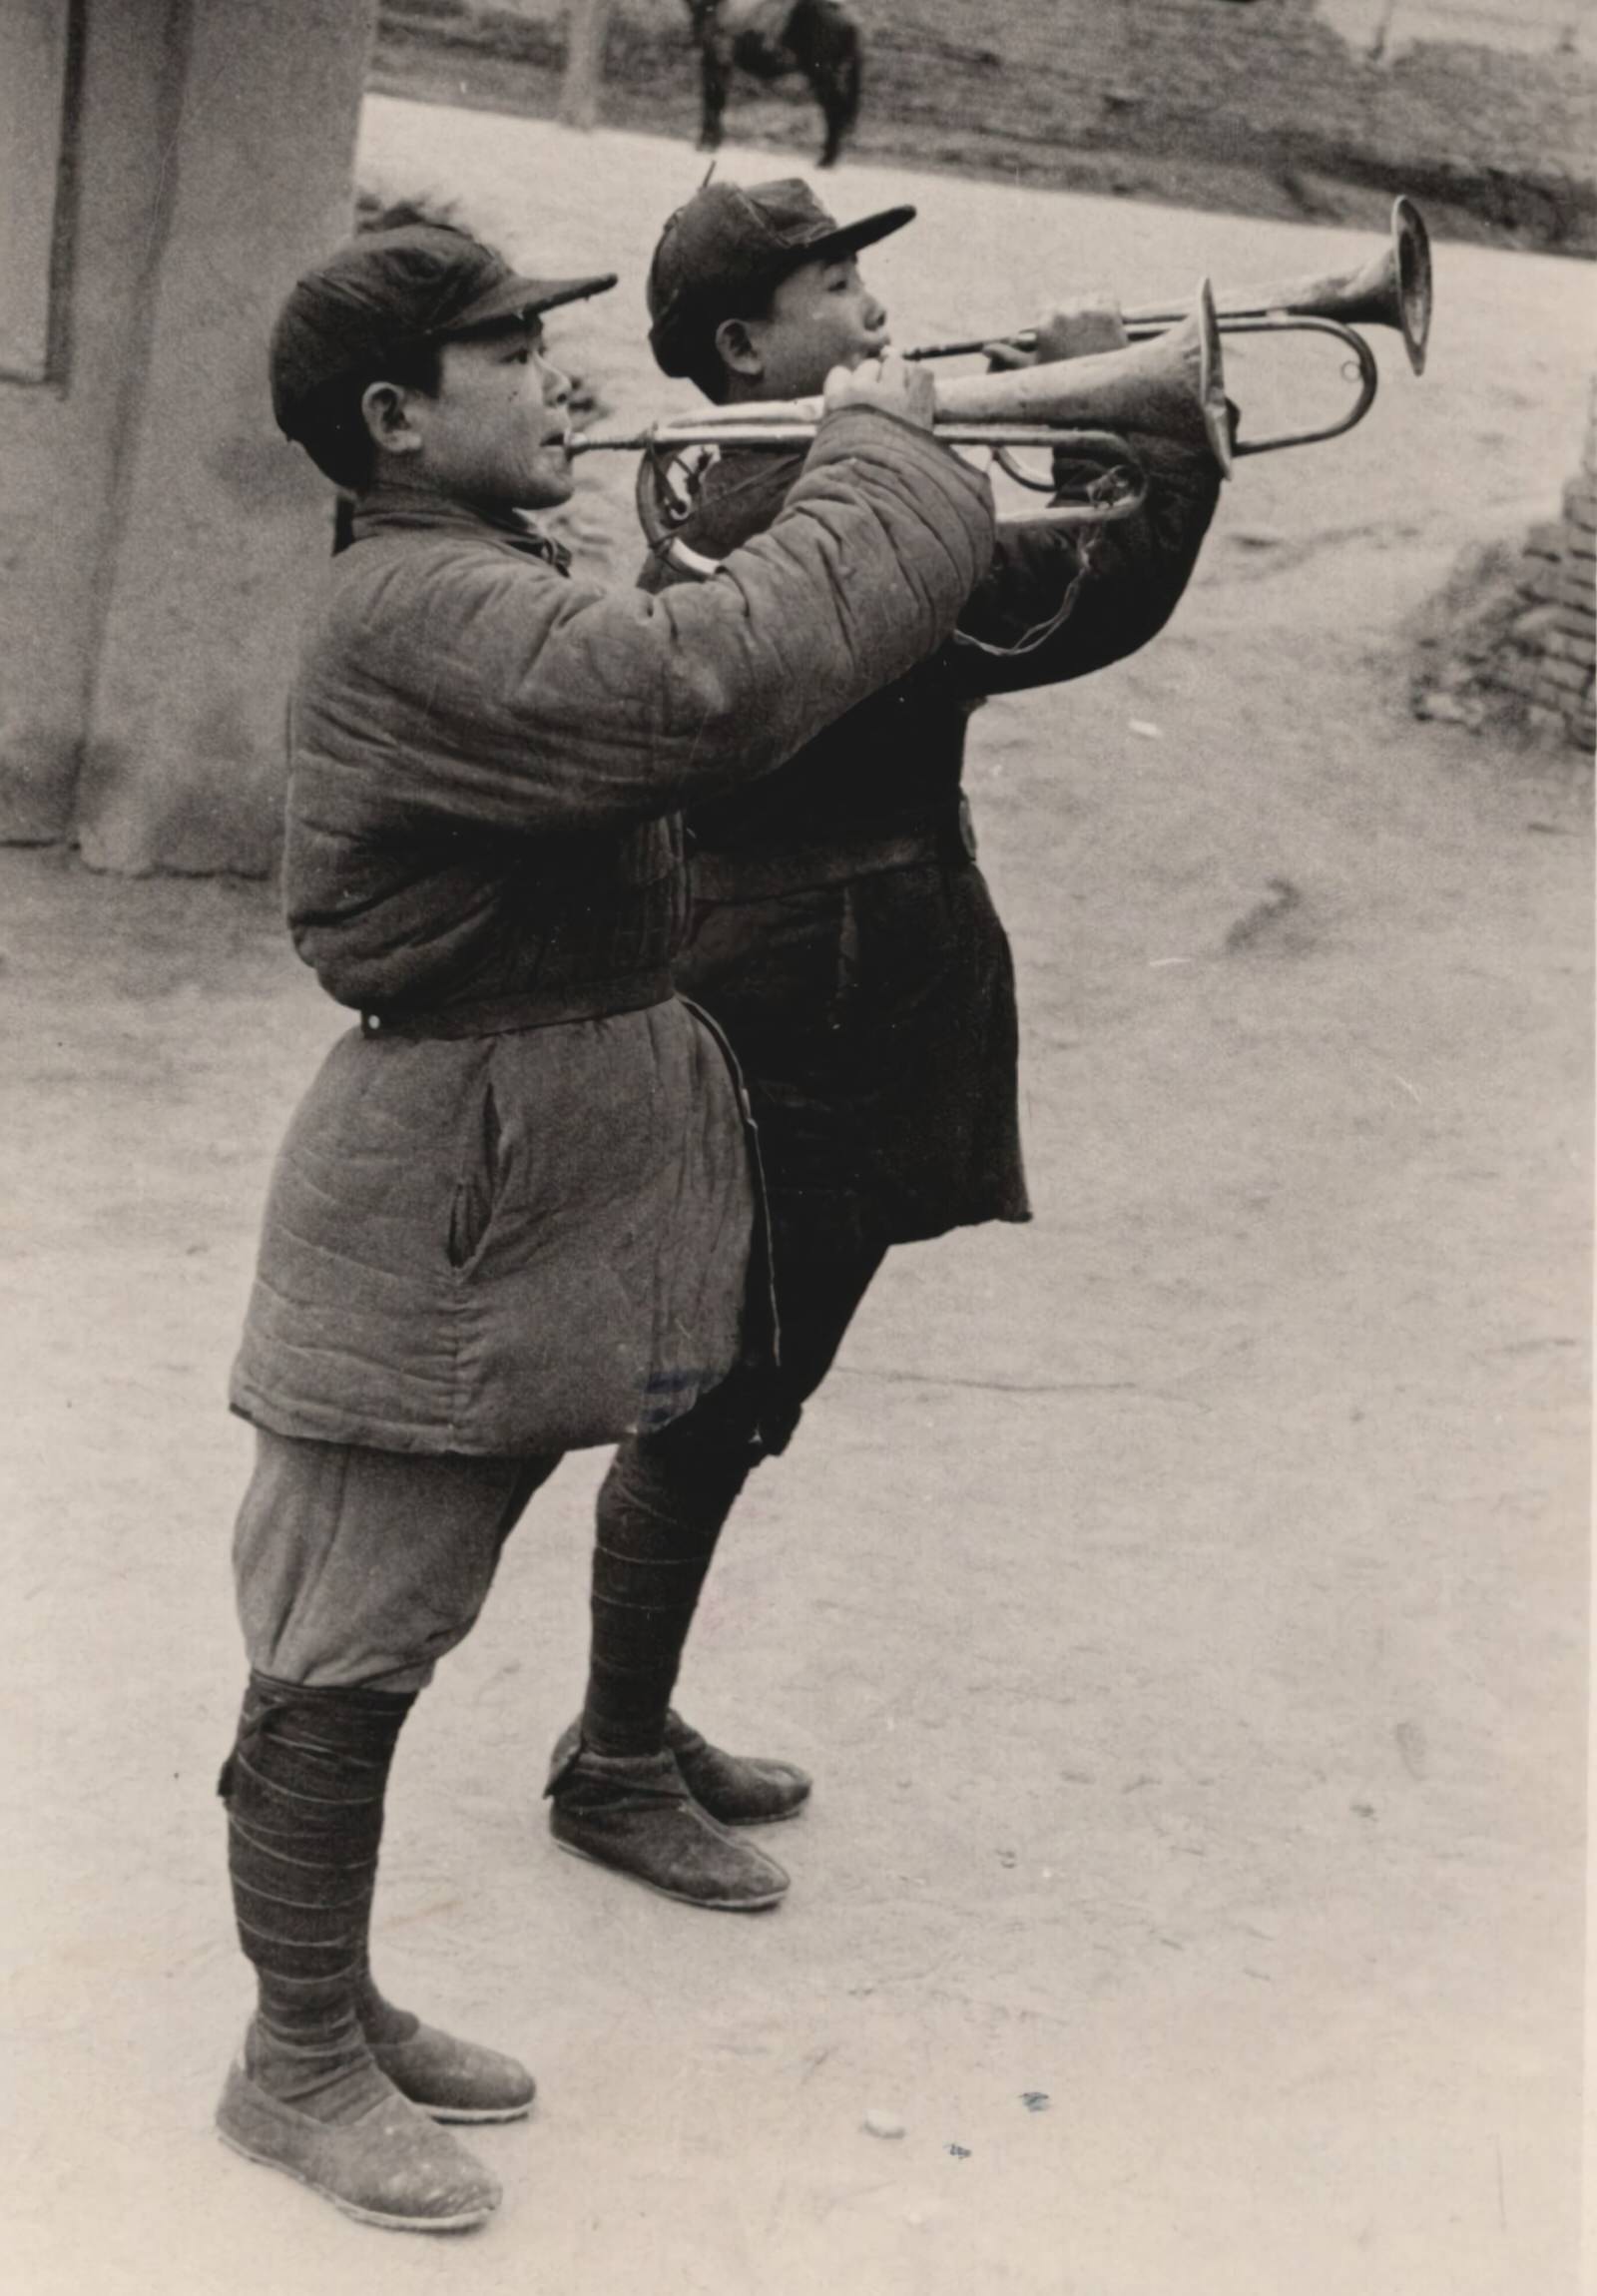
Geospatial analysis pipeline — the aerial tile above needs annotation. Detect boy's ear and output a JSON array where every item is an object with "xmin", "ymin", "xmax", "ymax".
[
  {"xmin": 714, "ymin": 315, "xmax": 764, "ymax": 381},
  {"xmin": 359, "ymin": 379, "xmax": 425, "ymax": 459}
]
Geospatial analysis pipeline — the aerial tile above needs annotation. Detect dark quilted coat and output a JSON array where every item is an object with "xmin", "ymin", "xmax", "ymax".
[{"xmin": 641, "ymin": 430, "xmax": 1223, "ymax": 1247}]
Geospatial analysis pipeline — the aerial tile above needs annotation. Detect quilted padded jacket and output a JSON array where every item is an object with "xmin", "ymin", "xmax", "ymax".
[{"xmin": 229, "ymin": 408, "xmax": 994, "ymax": 1454}]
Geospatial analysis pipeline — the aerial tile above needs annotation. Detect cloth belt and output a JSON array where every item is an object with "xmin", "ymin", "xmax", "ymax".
[
  {"xmin": 359, "ymin": 966, "xmax": 675, "ymax": 1040},
  {"xmin": 690, "ymin": 803, "xmax": 977, "ymax": 903}
]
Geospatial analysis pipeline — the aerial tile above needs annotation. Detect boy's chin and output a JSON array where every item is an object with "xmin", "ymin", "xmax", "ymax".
[
  {"xmin": 518, "ymin": 467, "xmax": 576, "ymax": 513},
  {"xmin": 750, "ymin": 377, "xmax": 828, "ymax": 407},
  {"xmin": 769, "ymin": 356, "xmax": 873, "ymax": 401}
]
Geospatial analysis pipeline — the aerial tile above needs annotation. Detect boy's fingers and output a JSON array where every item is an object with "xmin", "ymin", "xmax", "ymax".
[
  {"xmin": 1031, "ymin": 299, "xmax": 1129, "ymax": 361},
  {"xmin": 823, "ymin": 353, "xmax": 936, "ymax": 429}
]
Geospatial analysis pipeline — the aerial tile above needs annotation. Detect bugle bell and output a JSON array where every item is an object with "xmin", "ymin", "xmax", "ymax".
[{"xmin": 1126, "ymin": 197, "xmax": 1432, "ymax": 377}]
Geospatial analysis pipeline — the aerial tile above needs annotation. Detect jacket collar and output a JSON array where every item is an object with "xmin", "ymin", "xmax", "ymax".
[{"xmin": 350, "ymin": 481, "xmax": 572, "ymax": 573}]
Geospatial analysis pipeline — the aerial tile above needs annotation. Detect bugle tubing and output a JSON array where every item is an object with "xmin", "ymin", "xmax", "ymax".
[
  {"xmin": 1127, "ymin": 198, "xmax": 1432, "ymax": 376},
  {"xmin": 574, "ymin": 283, "xmax": 1232, "ymax": 477}
]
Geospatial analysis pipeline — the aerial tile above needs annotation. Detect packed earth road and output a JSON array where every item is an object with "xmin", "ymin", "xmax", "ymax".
[{"xmin": 2, "ymin": 100, "xmax": 1591, "ymax": 2296}]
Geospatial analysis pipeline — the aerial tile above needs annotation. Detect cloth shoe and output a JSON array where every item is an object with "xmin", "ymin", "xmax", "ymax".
[
  {"xmin": 545, "ymin": 1742, "xmax": 789, "ymax": 1910},
  {"xmin": 664, "ymin": 1709, "xmax": 811, "ymax": 1825},
  {"xmin": 370, "ymin": 2019, "xmax": 536, "ymax": 2124},
  {"xmin": 353, "ymin": 1970, "xmax": 534, "ymax": 2123},
  {"xmin": 217, "ymin": 2029, "xmax": 500, "ymax": 2233},
  {"xmin": 547, "ymin": 1712, "xmax": 810, "ymax": 1827}
]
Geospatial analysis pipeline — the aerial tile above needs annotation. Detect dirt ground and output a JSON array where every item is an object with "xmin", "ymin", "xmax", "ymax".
[{"xmin": 3, "ymin": 101, "xmax": 1592, "ymax": 2296}]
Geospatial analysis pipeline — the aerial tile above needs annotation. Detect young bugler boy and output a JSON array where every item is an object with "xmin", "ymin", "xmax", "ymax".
[
  {"xmin": 544, "ymin": 178, "xmax": 1231, "ymax": 1901},
  {"xmin": 217, "ymin": 215, "xmax": 996, "ymax": 2233}
]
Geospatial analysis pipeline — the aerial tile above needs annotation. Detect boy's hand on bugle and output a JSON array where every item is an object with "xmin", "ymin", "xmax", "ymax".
[
  {"xmin": 824, "ymin": 349, "xmax": 937, "ymax": 429},
  {"xmin": 986, "ymin": 297, "xmax": 1129, "ymax": 369}
]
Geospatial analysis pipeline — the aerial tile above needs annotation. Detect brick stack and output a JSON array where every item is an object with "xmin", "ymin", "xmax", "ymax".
[{"xmin": 1492, "ymin": 379, "xmax": 1596, "ymax": 751}]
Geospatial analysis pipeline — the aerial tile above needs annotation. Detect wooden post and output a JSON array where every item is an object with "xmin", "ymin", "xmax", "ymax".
[{"xmin": 559, "ymin": 0, "xmax": 617, "ymax": 129}]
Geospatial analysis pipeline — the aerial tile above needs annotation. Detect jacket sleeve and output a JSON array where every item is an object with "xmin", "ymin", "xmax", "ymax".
[
  {"xmin": 300, "ymin": 409, "xmax": 993, "ymax": 836},
  {"xmin": 949, "ymin": 430, "xmax": 1222, "ymax": 699}
]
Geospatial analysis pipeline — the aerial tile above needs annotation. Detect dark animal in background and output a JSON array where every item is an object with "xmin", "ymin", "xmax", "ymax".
[{"xmin": 687, "ymin": 0, "xmax": 863, "ymax": 169}]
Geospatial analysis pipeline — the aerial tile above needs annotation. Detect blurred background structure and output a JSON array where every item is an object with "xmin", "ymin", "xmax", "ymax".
[
  {"xmin": 0, "ymin": 0, "xmax": 378, "ymax": 874},
  {"xmin": 379, "ymin": 0, "xmax": 1596, "ymax": 248}
]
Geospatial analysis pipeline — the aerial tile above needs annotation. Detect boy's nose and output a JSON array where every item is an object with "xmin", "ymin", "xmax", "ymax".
[{"xmin": 541, "ymin": 360, "xmax": 572, "ymax": 406}]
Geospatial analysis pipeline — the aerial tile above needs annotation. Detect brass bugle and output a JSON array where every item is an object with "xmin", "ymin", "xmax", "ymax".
[
  {"xmin": 572, "ymin": 281, "xmax": 1233, "ymax": 480},
  {"xmin": 901, "ymin": 198, "xmax": 1431, "ymax": 457},
  {"xmin": 572, "ymin": 289, "xmax": 1228, "ymax": 574},
  {"xmin": 907, "ymin": 199, "xmax": 1429, "ymax": 372}
]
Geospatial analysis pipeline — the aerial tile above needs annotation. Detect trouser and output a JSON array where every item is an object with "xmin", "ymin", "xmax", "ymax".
[
  {"xmin": 233, "ymin": 1433, "xmax": 561, "ymax": 1691},
  {"xmin": 579, "ymin": 1195, "xmax": 887, "ymax": 1752}
]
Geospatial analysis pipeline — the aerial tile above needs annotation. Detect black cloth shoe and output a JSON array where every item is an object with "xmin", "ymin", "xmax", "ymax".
[
  {"xmin": 664, "ymin": 1710, "xmax": 811, "ymax": 1826},
  {"xmin": 548, "ymin": 1713, "xmax": 811, "ymax": 1828},
  {"xmin": 370, "ymin": 2021, "xmax": 536, "ymax": 2124},
  {"xmin": 545, "ymin": 1743, "xmax": 790, "ymax": 1910}
]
